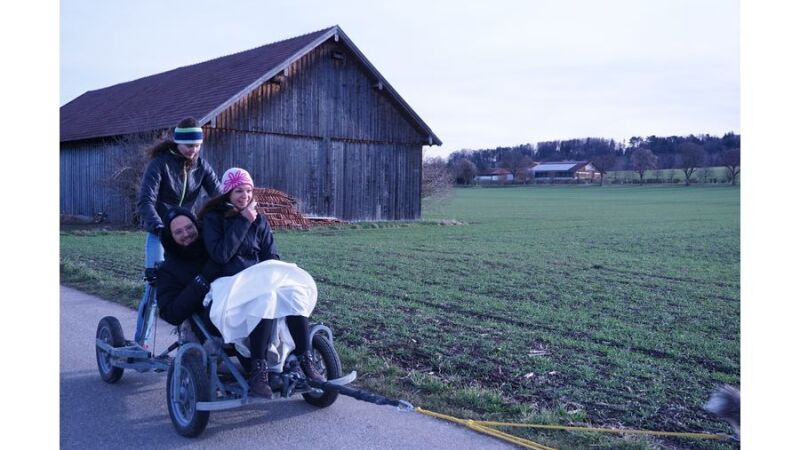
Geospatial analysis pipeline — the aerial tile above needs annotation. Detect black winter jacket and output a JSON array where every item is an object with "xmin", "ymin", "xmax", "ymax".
[
  {"xmin": 156, "ymin": 207, "xmax": 217, "ymax": 326},
  {"xmin": 157, "ymin": 250, "xmax": 208, "ymax": 326},
  {"xmin": 137, "ymin": 151, "xmax": 222, "ymax": 234},
  {"xmin": 202, "ymin": 204, "xmax": 280, "ymax": 277}
]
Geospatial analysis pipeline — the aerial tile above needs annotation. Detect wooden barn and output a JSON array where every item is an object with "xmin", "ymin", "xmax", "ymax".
[
  {"xmin": 530, "ymin": 161, "xmax": 599, "ymax": 182},
  {"xmin": 60, "ymin": 26, "xmax": 442, "ymax": 224}
]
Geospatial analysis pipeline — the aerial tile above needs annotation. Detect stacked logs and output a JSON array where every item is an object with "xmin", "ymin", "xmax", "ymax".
[{"xmin": 252, "ymin": 188, "xmax": 344, "ymax": 229}]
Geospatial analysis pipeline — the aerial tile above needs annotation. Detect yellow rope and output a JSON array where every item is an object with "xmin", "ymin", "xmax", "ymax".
[
  {"xmin": 468, "ymin": 422, "xmax": 557, "ymax": 450},
  {"xmin": 415, "ymin": 407, "xmax": 555, "ymax": 449},
  {"xmin": 415, "ymin": 407, "xmax": 730, "ymax": 449},
  {"xmin": 474, "ymin": 419, "xmax": 728, "ymax": 439}
]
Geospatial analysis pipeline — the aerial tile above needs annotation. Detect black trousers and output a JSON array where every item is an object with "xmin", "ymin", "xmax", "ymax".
[{"xmin": 249, "ymin": 315, "xmax": 311, "ymax": 361}]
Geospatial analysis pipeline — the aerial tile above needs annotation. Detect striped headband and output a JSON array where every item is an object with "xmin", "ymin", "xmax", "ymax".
[{"xmin": 174, "ymin": 127, "xmax": 203, "ymax": 144}]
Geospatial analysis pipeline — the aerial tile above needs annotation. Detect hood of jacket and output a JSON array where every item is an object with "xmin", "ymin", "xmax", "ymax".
[{"xmin": 160, "ymin": 207, "xmax": 208, "ymax": 261}]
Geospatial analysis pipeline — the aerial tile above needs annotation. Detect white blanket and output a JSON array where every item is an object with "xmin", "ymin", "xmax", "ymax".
[{"xmin": 203, "ymin": 260, "xmax": 318, "ymax": 370}]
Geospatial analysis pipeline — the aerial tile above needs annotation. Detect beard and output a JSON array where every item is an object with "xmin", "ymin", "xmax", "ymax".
[{"xmin": 176, "ymin": 238, "xmax": 206, "ymax": 260}]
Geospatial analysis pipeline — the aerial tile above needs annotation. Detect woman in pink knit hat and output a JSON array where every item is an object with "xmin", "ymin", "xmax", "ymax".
[
  {"xmin": 198, "ymin": 167, "xmax": 324, "ymax": 398},
  {"xmin": 198, "ymin": 167, "xmax": 274, "ymax": 276}
]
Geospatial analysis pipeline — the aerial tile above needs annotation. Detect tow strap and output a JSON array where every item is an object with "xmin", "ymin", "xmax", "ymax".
[{"xmin": 309, "ymin": 379, "xmax": 414, "ymax": 411}]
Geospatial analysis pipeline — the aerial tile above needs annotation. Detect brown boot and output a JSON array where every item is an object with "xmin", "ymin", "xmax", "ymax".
[
  {"xmin": 249, "ymin": 359, "xmax": 273, "ymax": 398},
  {"xmin": 299, "ymin": 351, "xmax": 326, "ymax": 383}
]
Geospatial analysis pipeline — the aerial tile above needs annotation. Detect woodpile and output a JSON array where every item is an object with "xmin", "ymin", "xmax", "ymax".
[{"xmin": 252, "ymin": 188, "xmax": 345, "ymax": 229}]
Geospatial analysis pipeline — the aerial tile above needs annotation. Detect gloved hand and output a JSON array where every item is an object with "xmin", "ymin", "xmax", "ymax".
[{"xmin": 200, "ymin": 259, "xmax": 222, "ymax": 283}]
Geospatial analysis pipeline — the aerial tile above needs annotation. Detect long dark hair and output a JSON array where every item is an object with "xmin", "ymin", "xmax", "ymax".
[
  {"xmin": 197, "ymin": 192, "xmax": 239, "ymax": 222},
  {"xmin": 146, "ymin": 117, "xmax": 201, "ymax": 160}
]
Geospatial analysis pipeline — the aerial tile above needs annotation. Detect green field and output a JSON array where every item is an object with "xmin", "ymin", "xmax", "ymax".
[{"xmin": 61, "ymin": 185, "xmax": 740, "ymax": 449}]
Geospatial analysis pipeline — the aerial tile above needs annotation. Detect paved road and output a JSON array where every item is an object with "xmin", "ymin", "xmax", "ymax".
[{"xmin": 60, "ymin": 286, "xmax": 515, "ymax": 449}]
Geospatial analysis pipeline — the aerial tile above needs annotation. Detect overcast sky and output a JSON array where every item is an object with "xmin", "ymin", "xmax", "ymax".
[{"xmin": 60, "ymin": 0, "xmax": 739, "ymax": 158}]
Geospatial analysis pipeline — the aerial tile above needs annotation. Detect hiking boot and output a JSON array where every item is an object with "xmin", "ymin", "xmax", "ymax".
[
  {"xmin": 249, "ymin": 359, "xmax": 273, "ymax": 398},
  {"xmin": 299, "ymin": 351, "xmax": 326, "ymax": 383}
]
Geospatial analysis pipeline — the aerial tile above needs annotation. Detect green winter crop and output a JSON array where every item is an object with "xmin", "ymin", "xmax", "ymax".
[{"xmin": 61, "ymin": 185, "xmax": 739, "ymax": 450}]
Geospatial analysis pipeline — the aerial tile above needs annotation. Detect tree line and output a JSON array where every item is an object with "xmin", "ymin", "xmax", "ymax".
[{"xmin": 437, "ymin": 132, "xmax": 740, "ymax": 186}]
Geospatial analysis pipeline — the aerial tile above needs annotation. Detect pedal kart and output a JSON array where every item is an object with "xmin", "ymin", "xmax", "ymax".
[{"xmin": 95, "ymin": 268, "xmax": 357, "ymax": 436}]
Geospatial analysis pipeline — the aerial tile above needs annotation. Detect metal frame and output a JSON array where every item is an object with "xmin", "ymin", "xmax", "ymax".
[
  {"xmin": 95, "ymin": 270, "xmax": 356, "ymax": 414},
  {"xmin": 95, "ymin": 271, "xmax": 173, "ymax": 372},
  {"xmin": 178, "ymin": 313, "xmax": 352, "ymax": 411}
]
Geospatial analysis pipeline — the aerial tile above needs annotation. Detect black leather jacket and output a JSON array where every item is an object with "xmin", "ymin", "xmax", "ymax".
[
  {"xmin": 137, "ymin": 151, "xmax": 222, "ymax": 234},
  {"xmin": 202, "ymin": 204, "xmax": 280, "ymax": 277}
]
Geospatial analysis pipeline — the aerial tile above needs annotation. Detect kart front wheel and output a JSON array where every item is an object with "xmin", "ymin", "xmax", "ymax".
[{"xmin": 167, "ymin": 353, "xmax": 210, "ymax": 437}]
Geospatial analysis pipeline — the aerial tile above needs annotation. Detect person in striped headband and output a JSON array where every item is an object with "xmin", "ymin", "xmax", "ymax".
[{"xmin": 134, "ymin": 117, "xmax": 222, "ymax": 344}]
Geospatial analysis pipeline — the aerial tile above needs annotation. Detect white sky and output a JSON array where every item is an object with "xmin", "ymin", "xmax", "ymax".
[{"xmin": 60, "ymin": 0, "xmax": 739, "ymax": 159}]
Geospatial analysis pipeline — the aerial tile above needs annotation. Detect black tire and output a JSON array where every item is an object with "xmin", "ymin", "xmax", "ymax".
[
  {"xmin": 96, "ymin": 316, "xmax": 125, "ymax": 383},
  {"xmin": 166, "ymin": 353, "xmax": 210, "ymax": 437},
  {"xmin": 302, "ymin": 333, "xmax": 342, "ymax": 408}
]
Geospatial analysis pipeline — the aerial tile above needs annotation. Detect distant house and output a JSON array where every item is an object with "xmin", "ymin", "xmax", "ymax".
[
  {"xmin": 475, "ymin": 168, "xmax": 513, "ymax": 183},
  {"xmin": 530, "ymin": 161, "xmax": 599, "ymax": 182},
  {"xmin": 60, "ymin": 25, "xmax": 441, "ymax": 223}
]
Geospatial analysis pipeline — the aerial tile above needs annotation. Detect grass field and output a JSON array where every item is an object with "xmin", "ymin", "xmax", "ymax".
[{"xmin": 61, "ymin": 185, "xmax": 740, "ymax": 449}]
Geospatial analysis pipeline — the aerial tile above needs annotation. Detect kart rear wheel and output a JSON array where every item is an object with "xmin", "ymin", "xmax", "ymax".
[
  {"xmin": 167, "ymin": 353, "xmax": 210, "ymax": 437},
  {"xmin": 96, "ymin": 316, "xmax": 125, "ymax": 383},
  {"xmin": 302, "ymin": 333, "xmax": 342, "ymax": 408}
]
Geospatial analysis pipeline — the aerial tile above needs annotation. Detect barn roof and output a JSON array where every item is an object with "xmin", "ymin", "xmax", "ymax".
[
  {"xmin": 531, "ymin": 161, "xmax": 589, "ymax": 172},
  {"xmin": 60, "ymin": 26, "xmax": 442, "ymax": 146}
]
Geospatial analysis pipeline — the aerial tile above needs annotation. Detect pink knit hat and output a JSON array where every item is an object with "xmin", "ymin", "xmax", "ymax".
[{"xmin": 221, "ymin": 167, "xmax": 254, "ymax": 194}]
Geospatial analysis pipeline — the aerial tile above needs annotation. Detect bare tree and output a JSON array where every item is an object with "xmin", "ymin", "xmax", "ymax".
[
  {"xmin": 678, "ymin": 142, "xmax": 707, "ymax": 186},
  {"xmin": 591, "ymin": 153, "xmax": 616, "ymax": 186},
  {"xmin": 422, "ymin": 157, "xmax": 453, "ymax": 199},
  {"xmin": 452, "ymin": 158, "xmax": 477, "ymax": 185},
  {"xmin": 105, "ymin": 131, "xmax": 163, "ymax": 226},
  {"xmin": 630, "ymin": 148, "xmax": 658, "ymax": 185},
  {"xmin": 721, "ymin": 148, "xmax": 740, "ymax": 186},
  {"xmin": 500, "ymin": 150, "xmax": 533, "ymax": 184}
]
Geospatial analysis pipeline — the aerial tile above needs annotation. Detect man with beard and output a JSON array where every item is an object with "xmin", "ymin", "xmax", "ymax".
[{"xmin": 156, "ymin": 207, "xmax": 222, "ymax": 328}]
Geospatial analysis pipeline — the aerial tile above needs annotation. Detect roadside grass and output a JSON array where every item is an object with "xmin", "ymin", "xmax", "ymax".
[{"xmin": 61, "ymin": 185, "xmax": 739, "ymax": 449}]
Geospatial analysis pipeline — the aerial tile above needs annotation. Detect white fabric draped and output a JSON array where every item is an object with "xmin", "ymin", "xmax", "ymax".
[{"xmin": 204, "ymin": 260, "xmax": 317, "ymax": 370}]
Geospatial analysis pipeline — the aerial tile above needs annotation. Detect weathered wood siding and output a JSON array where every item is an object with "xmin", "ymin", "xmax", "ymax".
[
  {"xmin": 200, "ymin": 131, "xmax": 421, "ymax": 220},
  {"xmin": 203, "ymin": 39, "xmax": 425, "ymax": 220},
  {"xmin": 61, "ymin": 139, "xmax": 134, "ymax": 223},
  {"xmin": 60, "ymin": 38, "xmax": 427, "ymax": 223}
]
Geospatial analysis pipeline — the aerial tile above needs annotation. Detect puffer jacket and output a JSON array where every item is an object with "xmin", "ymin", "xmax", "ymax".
[
  {"xmin": 157, "ymin": 250, "xmax": 208, "ymax": 326},
  {"xmin": 155, "ymin": 208, "xmax": 212, "ymax": 326},
  {"xmin": 202, "ymin": 204, "xmax": 280, "ymax": 277},
  {"xmin": 137, "ymin": 151, "xmax": 222, "ymax": 234}
]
